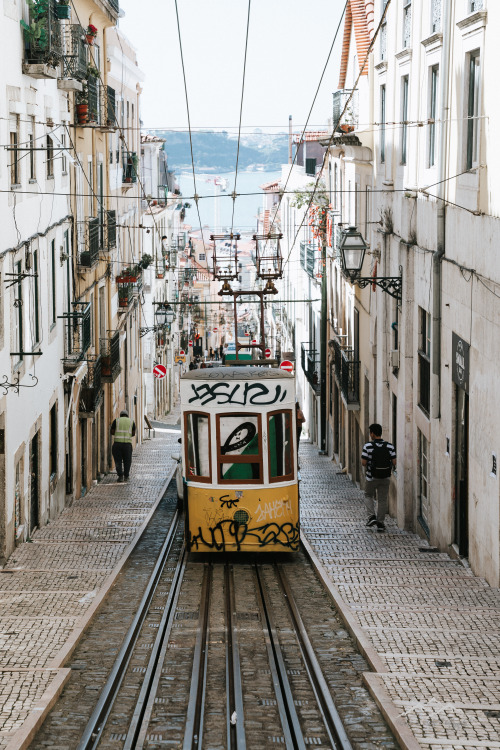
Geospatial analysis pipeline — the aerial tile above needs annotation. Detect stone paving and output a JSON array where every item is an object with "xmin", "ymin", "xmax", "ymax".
[
  {"xmin": 0, "ymin": 412, "xmax": 180, "ymax": 749},
  {"xmin": 299, "ymin": 441, "xmax": 500, "ymax": 750}
]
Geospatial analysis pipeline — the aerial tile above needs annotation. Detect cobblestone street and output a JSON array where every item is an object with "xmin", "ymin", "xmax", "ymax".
[
  {"xmin": 299, "ymin": 442, "xmax": 500, "ymax": 750},
  {"xmin": 0, "ymin": 416, "xmax": 180, "ymax": 750}
]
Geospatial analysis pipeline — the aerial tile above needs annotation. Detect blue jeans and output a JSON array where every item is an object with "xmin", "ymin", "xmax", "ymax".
[
  {"xmin": 364, "ymin": 478, "xmax": 390, "ymax": 522},
  {"xmin": 112, "ymin": 442, "xmax": 133, "ymax": 478}
]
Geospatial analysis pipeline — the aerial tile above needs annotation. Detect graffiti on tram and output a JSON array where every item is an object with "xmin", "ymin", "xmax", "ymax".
[
  {"xmin": 188, "ymin": 519, "xmax": 300, "ymax": 552},
  {"xmin": 187, "ymin": 381, "xmax": 288, "ymax": 407}
]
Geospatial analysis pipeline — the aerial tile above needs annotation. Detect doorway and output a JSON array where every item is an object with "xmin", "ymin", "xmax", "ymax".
[
  {"xmin": 80, "ymin": 419, "xmax": 87, "ymax": 495},
  {"xmin": 29, "ymin": 432, "xmax": 39, "ymax": 534},
  {"xmin": 455, "ymin": 386, "xmax": 469, "ymax": 556}
]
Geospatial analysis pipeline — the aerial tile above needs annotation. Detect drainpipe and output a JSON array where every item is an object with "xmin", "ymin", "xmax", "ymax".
[{"xmin": 431, "ymin": 0, "xmax": 452, "ymax": 420}]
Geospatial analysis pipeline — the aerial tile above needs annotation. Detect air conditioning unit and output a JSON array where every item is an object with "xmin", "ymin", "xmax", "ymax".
[{"xmin": 390, "ymin": 349, "xmax": 400, "ymax": 368}]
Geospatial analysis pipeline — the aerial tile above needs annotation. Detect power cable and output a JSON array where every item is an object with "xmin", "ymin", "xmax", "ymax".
[{"xmin": 231, "ymin": 0, "xmax": 252, "ymax": 234}]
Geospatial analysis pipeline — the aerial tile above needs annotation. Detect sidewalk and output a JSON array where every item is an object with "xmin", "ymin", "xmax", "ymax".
[
  {"xmin": 299, "ymin": 442, "xmax": 500, "ymax": 750},
  {"xmin": 0, "ymin": 410, "xmax": 180, "ymax": 750}
]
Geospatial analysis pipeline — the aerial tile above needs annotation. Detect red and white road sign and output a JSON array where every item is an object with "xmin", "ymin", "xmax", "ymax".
[
  {"xmin": 264, "ymin": 348, "xmax": 271, "ymax": 359},
  {"xmin": 252, "ymin": 339, "xmax": 257, "ymax": 344},
  {"xmin": 280, "ymin": 360, "xmax": 294, "ymax": 373},
  {"xmin": 153, "ymin": 364, "xmax": 167, "ymax": 379},
  {"xmin": 213, "ymin": 327, "xmax": 218, "ymax": 332},
  {"xmin": 179, "ymin": 349, "xmax": 185, "ymax": 356},
  {"xmin": 188, "ymin": 340, "xmax": 193, "ymax": 347}
]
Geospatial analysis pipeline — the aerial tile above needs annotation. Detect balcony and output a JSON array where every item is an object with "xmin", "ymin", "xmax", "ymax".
[
  {"xmin": 58, "ymin": 24, "xmax": 86, "ymax": 91},
  {"xmin": 60, "ymin": 302, "xmax": 91, "ymax": 370},
  {"xmin": 332, "ymin": 88, "xmax": 359, "ymax": 133},
  {"xmin": 122, "ymin": 152, "xmax": 138, "ymax": 184},
  {"xmin": 99, "ymin": 86, "xmax": 117, "ymax": 132},
  {"xmin": 106, "ymin": 210, "xmax": 116, "ymax": 251},
  {"xmin": 22, "ymin": 1, "xmax": 62, "ymax": 78},
  {"xmin": 79, "ymin": 356, "xmax": 103, "ymax": 416},
  {"xmin": 100, "ymin": 331, "xmax": 121, "ymax": 383},
  {"xmin": 78, "ymin": 218, "xmax": 100, "ymax": 268},
  {"xmin": 301, "ymin": 343, "xmax": 320, "ymax": 394},
  {"xmin": 299, "ymin": 241, "xmax": 321, "ymax": 281},
  {"xmin": 332, "ymin": 337, "xmax": 360, "ymax": 408},
  {"xmin": 106, "ymin": 0, "xmax": 120, "ymax": 13}
]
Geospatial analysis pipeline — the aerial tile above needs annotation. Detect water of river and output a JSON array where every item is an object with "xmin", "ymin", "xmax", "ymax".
[{"xmin": 176, "ymin": 170, "xmax": 280, "ymax": 236}]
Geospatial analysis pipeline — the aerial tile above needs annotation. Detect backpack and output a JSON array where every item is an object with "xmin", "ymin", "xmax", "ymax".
[{"xmin": 370, "ymin": 441, "xmax": 392, "ymax": 478}]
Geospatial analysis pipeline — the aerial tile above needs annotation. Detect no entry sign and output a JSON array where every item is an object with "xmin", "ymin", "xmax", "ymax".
[
  {"xmin": 265, "ymin": 348, "xmax": 271, "ymax": 359},
  {"xmin": 280, "ymin": 360, "xmax": 294, "ymax": 373},
  {"xmin": 179, "ymin": 349, "xmax": 185, "ymax": 356},
  {"xmin": 153, "ymin": 364, "xmax": 167, "ymax": 379},
  {"xmin": 188, "ymin": 340, "xmax": 193, "ymax": 347}
]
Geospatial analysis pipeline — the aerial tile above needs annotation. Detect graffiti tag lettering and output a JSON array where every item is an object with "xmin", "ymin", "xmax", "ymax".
[
  {"xmin": 254, "ymin": 498, "xmax": 292, "ymax": 524},
  {"xmin": 188, "ymin": 520, "xmax": 300, "ymax": 552},
  {"xmin": 188, "ymin": 382, "xmax": 287, "ymax": 407},
  {"xmin": 219, "ymin": 494, "xmax": 241, "ymax": 510}
]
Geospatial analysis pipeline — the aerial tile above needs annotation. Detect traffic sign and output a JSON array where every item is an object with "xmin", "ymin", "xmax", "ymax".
[
  {"xmin": 153, "ymin": 364, "xmax": 167, "ymax": 379},
  {"xmin": 252, "ymin": 339, "xmax": 257, "ymax": 344},
  {"xmin": 179, "ymin": 349, "xmax": 185, "ymax": 356},
  {"xmin": 213, "ymin": 327, "xmax": 218, "ymax": 332},
  {"xmin": 265, "ymin": 348, "xmax": 271, "ymax": 359},
  {"xmin": 280, "ymin": 360, "xmax": 294, "ymax": 373},
  {"xmin": 175, "ymin": 355, "xmax": 186, "ymax": 364},
  {"xmin": 188, "ymin": 340, "xmax": 193, "ymax": 347}
]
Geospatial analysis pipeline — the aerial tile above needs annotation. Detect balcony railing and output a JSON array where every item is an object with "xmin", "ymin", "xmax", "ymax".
[
  {"xmin": 332, "ymin": 338, "xmax": 360, "ymax": 406},
  {"xmin": 301, "ymin": 343, "xmax": 320, "ymax": 393},
  {"xmin": 106, "ymin": 210, "xmax": 116, "ymax": 251},
  {"xmin": 61, "ymin": 24, "xmax": 86, "ymax": 81},
  {"xmin": 332, "ymin": 88, "xmax": 359, "ymax": 132},
  {"xmin": 60, "ymin": 302, "xmax": 91, "ymax": 370},
  {"xmin": 100, "ymin": 332, "xmax": 121, "ymax": 383},
  {"xmin": 78, "ymin": 218, "xmax": 100, "ymax": 267},
  {"xmin": 123, "ymin": 152, "xmax": 138, "ymax": 183},
  {"xmin": 22, "ymin": 1, "xmax": 62, "ymax": 72},
  {"xmin": 299, "ymin": 241, "xmax": 321, "ymax": 281},
  {"xmin": 79, "ymin": 355, "xmax": 103, "ymax": 415}
]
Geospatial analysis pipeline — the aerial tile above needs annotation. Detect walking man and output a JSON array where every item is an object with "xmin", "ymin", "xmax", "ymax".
[
  {"xmin": 111, "ymin": 409, "xmax": 136, "ymax": 482},
  {"xmin": 361, "ymin": 423, "xmax": 396, "ymax": 532}
]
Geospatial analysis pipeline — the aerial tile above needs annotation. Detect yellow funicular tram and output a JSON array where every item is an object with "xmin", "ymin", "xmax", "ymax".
[{"xmin": 179, "ymin": 366, "xmax": 299, "ymax": 553}]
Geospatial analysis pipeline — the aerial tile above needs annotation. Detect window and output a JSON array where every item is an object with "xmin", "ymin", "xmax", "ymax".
[
  {"xmin": 401, "ymin": 75, "xmax": 409, "ymax": 165},
  {"xmin": 418, "ymin": 307, "xmax": 431, "ymax": 415},
  {"xmin": 466, "ymin": 50, "xmax": 481, "ymax": 169},
  {"xmin": 14, "ymin": 260, "xmax": 23, "ymax": 362},
  {"xmin": 50, "ymin": 240, "xmax": 56, "ymax": 326},
  {"xmin": 28, "ymin": 117, "xmax": 36, "ymax": 181},
  {"xmin": 185, "ymin": 412, "xmax": 211, "ymax": 480},
  {"xmin": 268, "ymin": 411, "xmax": 294, "ymax": 481},
  {"xmin": 61, "ymin": 132, "xmax": 67, "ymax": 174},
  {"xmin": 431, "ymin": 0, "xmax": 441, "ymax": 33},
  {"xmin": 217, "ymin": 413, "xmax": 262, "ymax": 483},
  {"xmin": 10, "ymin": 116, "xmax": 19, "ymax": 186},
  {"xmin": 428, "ymin": 65, "xmax": 439, "ymax": 167},
  {"xmin": 199, "ymin": 253, "xmax": 206, "ymax": 261},
  {"xmin": 418, "ymin": 429, "xmax": 430, "ymax": 533},
  {"xmin": 46, "ymin": 135, "xmax": 54, "ymax": 178},
  {"xmin": 470, "ymin": 0, "xmax": 483, "ymax": 11},
  {"xmin": 380, "ymin": 0, "xmax": 389, "ymax": 60},
  {"xmin": 380, "ymin": 85, "xmax": 386, "ymax": 163},
  {"xmin": 403, "ymin": 0, "xmax": 412, "ymax": 48},
  {"xmin": 49, "ymin": 403, "xmax": 57, "ymax": 478},
  {"xmin": 33, "ymin": 249, "xmax": 40, "ymax": 343},
  {"xmin": 305, "ymin": 158, "xmax": 316, "ymax": 176},
  {"xmin": 392, "ymin": 394, "xmax": 397, "ymax": 450}
]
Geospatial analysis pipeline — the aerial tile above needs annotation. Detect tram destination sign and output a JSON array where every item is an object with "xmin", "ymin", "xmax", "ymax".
[{"xmin": 452, "ymin": 332, "xmax": 469, "ymax": 394}]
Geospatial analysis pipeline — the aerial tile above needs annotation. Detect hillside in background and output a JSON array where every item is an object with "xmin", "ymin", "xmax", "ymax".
[{"xmin": 156, "ymin": 129, "xmax": 289, "ymax": 172}]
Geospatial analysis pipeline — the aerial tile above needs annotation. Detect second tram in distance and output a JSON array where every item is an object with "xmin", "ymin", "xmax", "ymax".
[{"xmin": 178, "ymin": 366, "xmax": 299, "ymax": 553}]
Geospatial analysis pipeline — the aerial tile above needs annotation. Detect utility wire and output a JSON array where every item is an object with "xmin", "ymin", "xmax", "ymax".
[{"xmin": 231, "ymin": 0, "xmax": 252, "ymax": 234}]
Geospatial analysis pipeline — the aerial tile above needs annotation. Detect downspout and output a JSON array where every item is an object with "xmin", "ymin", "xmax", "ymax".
[{"xmin": 432, "ymin": 0, "xmax": 452, "ymax": 420}]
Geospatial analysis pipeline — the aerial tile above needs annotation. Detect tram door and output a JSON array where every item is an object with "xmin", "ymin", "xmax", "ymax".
[
  {"xmin": 29, "ymin": 432, "xmax": 39, "ymax": 534},
  {"xmin": 454, "ymin": 386, "xmax": 469, "ymax": 557}
]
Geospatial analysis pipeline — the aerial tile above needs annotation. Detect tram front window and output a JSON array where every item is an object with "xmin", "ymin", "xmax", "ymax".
[
  {"xmin": 217, "ymin": 414, "xmax": 262, "ymax": 483},
  {"xmin": 186, "ymin": 412, "xmax": 211, "ymax": 479},
  {"xmin": 268, "ymin": 410, "xmax": 294, "ymax": 481}
]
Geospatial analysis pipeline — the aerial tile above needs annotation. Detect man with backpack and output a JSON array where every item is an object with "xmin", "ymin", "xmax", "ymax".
[{"xmin": 361, "ymin": 423, "xmax": 396, "ymax": 532}]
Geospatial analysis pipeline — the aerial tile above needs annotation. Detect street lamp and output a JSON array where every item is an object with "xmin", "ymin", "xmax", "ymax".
[
  {"xmin": 139, "ymin": 304, "xmax": 175, "ymax": 337},
  {"xmin": 338, "ymin": 225, "xmax": 402, "ymax": 301}
]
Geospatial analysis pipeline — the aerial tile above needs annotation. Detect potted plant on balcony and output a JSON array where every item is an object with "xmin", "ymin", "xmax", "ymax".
[
  {"xmin": 139, "ymin": 253, "xmax": 153, "ymax": 270},
  {"xmin": 116, "ymin": 265, "xmax": 140, "ymax": 284},
  {"xmin": 21, "ymin": 0, "xmax": 49, "ymax": 53},
  {"xmin": 55, "ymin": 0, "xmax": 71, "ymax": 19},
  {"xmin": 118, "ymin": 284, "xmax": 130, "ymax": 308},
  {"xmin": 76, "ymin": 83, "xmax": 88, "ymax": 124},
  {"xmin": 86, "ymin": 23, "xmax": 98, "ymax": 45}
]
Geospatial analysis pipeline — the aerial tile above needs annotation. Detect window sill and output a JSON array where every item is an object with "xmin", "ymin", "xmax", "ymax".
[
  {"xmin": 375, "ymin": 60, "xmax": 388, "ymax": 73},
  {"xmin": 28, "ymin": 178, "xmax": 37, "ymax": 184},
  {"xmin": 417, "ymin": 403, "xmax": 430, "ymax": 420},
  {"xmin": 421, "ymin": 32, "xmax": 443, "ymax": 49},
  {"xmin": 46, "ymin": 175, "xmax": 54, "ymax": 181},
  {"xmin": 395, "ymin": 47, "xmax": 412, "ymax": 62},
  {"xmin": 457, "ymin": 10, "xmax": 487, "ymax": 33},
  {"xmin": 10, "ymin": 184, "xmax": 22, "ymax": 191}
]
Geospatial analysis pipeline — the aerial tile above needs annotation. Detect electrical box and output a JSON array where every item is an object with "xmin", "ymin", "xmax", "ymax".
[{"xmin": 390, "ymin": 349, "xmax": 400, "ymax": 368}]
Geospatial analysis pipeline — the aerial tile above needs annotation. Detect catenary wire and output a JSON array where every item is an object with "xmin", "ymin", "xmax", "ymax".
[{"xmin": 230, "ymin": 0, "xmax": 252, "ymax": 234}]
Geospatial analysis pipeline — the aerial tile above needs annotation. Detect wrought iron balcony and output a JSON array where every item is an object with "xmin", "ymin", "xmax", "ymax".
[
  {"xmin": 79, "ymin": 355, "xmax": 103, "ymax": 416},
  {"xmin": 299, "ymin": 241, "xmax": 321, "ymax": 281},
  {"xmin": 332, "ymin": 88, "xmax": 359, "ymax": 132},
  {"xmin": 22, "ymin": 1, "xmax": 62, "ymax": 76},
  {"xmin": 60, "ymin": 302, "xmax": 91, "ymax": 370},
  {"xmin": 123, "ymin": 152, "xmax": 138, "ymax": 184},
  {"xmin": 301, "ymin": 343, "xmax": 320, "ymax": 393},
  {"xmin": 78, "ymin": 218, "xmax": 100, "ymax": 268},
  {"xmin": 100, "ymin": 331, "xmax": 121, "ymax": 383},
  {"xmin": 99, "ymin": 86, "xmax": 117, "ymax": 131},
  {"xmin": 61, "ymin": 24, "xmax": 86, "ymax": 82},
  {"xmin": 106, "ymin": 210, "xmax": 116, "ymax": 251},
  {"xmin": 332, "ymin": 337, "xmax": 360, "ymax": 406}
]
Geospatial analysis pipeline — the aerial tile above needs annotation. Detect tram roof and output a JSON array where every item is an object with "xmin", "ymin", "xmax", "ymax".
[{"xmin": 181, "ymin": 366, "xmax": 293, "ymax": 380}]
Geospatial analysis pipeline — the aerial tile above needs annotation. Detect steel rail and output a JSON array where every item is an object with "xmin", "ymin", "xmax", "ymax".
[
  {"xmin": 124, "ymin": 545, "xmax": 188, "ymax": 749},
  {"xmin": 76, "ymin": 510, "xmax": 181, "ymax": 750},
  {"xmin": 276, "ymin": 563, "xmax": 354, "ymax": 750},
  {"xmin": 254, "ymin": 565, "xmax": 306, "ymax": 750},
  {"xmin": 182, "ymin": 563, "xmax": 213, "ymax": 750},
  {"xmin": 225, "ymin": 564, "xmax": 246, "ymax": 750}
]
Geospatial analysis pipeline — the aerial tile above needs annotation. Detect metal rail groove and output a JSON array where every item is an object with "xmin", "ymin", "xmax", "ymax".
[
  {"xmin": 254, "ymin": 565, "xmax": 306, "ymax": 750},
  {"xmin": 182, "ymin": 562, "xmax": 213, "ymax": 750},
  {"xmin": 276, "ymin": 563, "xmax": 354, "ymax": 750},
  {"xmin": 225, "ymin": 563, "xmax": 246, "ymax": 750},
  {"xmin": 77, "ymin": 511, "xmax": 182, "ymax": 750}
]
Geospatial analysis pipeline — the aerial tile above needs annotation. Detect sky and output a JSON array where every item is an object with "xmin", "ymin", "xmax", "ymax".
[{"xmin": 118, "ymin": 0, "xmax": 345, "ymax": 134}]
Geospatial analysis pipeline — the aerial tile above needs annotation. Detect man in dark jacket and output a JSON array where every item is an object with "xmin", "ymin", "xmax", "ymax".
[
  {"xmin": 361, "ymin": 423, "xmax": 396, "ymax": 533},
  {"xmin": 111, "ymin": 409, "xmax": 136, "ymax": 482}
]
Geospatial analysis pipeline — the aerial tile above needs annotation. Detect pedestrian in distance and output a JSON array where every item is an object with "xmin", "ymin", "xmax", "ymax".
[
  {"xmin": 361, "ymin": 423, "xmax": 396, "ymax": 532},
  {"xmin": 111, "ymin": 409, "xmax": 136, "ymax": 482},
  {"xmin": 295, "ymin": 401, "xmax": 305, "ymax": 446}
]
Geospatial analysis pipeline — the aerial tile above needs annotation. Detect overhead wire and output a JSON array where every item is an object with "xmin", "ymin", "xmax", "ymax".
[{"xmin": 230, "ymin": 0, "xmax": 252, "ymax": 234}]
